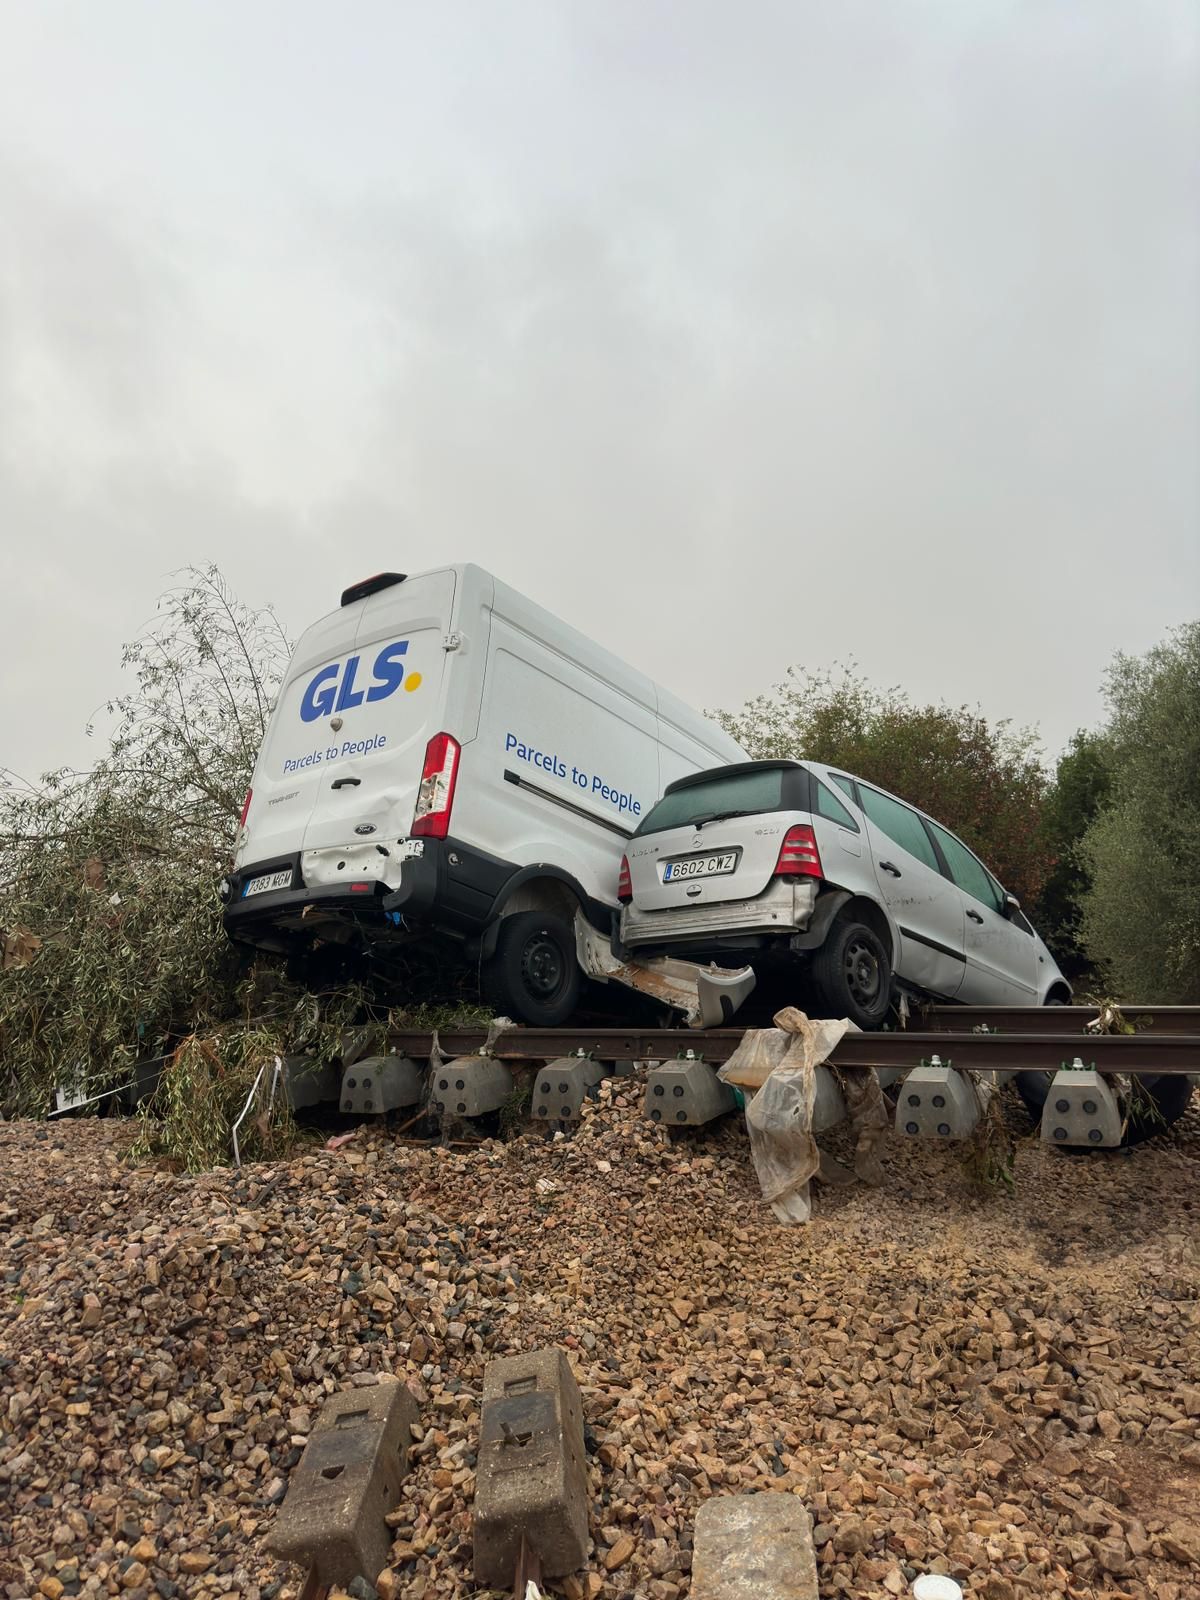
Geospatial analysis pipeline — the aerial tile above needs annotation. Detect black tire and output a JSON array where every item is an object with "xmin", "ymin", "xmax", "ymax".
[
  {"xmin": 1016, "ymin": 999, "xmax": 1194, "ymax": 1146},
  {"xmin": 480, "ymin": 910, "xmax": 582, "ymax": 1026},
  {"xmin": 809, "ymin": 915, "xmax": 893, "ymax": 1030}
]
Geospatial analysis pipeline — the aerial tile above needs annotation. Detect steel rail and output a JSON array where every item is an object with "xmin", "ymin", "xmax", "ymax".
[
  {"xmin": 920, "ymin": 1004, "xmax": 1200, "ymax": 1036},
  {"xmin": 387, "ymin": 1026, "xmax": 1199, "ymax": 1074}
]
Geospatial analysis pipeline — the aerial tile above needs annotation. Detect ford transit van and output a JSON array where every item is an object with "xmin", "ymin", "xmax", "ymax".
[{"xmin": 222, "ymin": 564, "xmax": 745, "ymax": 1022}]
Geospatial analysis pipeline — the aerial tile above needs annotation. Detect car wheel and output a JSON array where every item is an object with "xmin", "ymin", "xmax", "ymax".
[
  {"xmin": 480, "ymin": 910, "xmax": 582, "ymax": 1026},
  {"xmin": 809, "ymin": 915, "xmax": 893, "ymax": 1030},
  {"xmin": 1016, "ymin": 1002, "xmax": 1194, "ymax": 1145}
]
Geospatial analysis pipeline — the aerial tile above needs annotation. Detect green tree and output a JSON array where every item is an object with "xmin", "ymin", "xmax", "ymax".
[
  {"xmin": 1079, "ymin": 622, "xmax": 1200, "ymax": 1002},
  {"xmin": 1033, "ymin": 730, "xmax": 1113, "ymax": 976},
  {"xmin": 715, "ymin": 664, "xmax": 1052, "ymax": 907}
]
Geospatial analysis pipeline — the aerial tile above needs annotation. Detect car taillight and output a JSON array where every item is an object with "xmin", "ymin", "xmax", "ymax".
[
  {"xmin": 617, "ymin": 855, "xmax": 632, "ymax": 903},
  {"xmin": 239, "ymin": 788, "xmax": 253, "ymax": 826},
  {"xmin": 411, "ymin": 732, "xmax": 461, "ymax": 839},
  {"xmin": 773, "ymin": 824, "xmax": 822, "ymax": 878}
]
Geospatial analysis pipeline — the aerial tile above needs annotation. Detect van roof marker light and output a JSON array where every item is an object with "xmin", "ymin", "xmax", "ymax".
[{"xmin": 340, "ymin": 572, "xmax": 407, "ymax": 607}]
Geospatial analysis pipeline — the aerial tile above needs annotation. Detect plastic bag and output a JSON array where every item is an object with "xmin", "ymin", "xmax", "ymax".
[
  {"xmin": 744, "ymin": 1057, "xmax": 822, "ymax": 1223},
  {"xmin": 736, "ymin": 1007, "xmax": 885, "ymax": 1224},
  {"xmin": 718, "ymin": 1027, "xmax": 791, "ymax": 1090}
]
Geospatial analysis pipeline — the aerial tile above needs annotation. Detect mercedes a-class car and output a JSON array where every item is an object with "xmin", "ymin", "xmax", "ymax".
[{"xmin": 615, "ymin": 759, "xmax": 1069, "ymax": 1028}]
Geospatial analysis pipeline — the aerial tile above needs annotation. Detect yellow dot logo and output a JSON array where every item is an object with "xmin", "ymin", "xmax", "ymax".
[{"xmin": 404, "ymin": 672, "xmax": 423, "ymax": 692}]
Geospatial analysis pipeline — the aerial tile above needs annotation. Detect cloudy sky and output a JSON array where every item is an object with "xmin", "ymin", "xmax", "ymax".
[{"xmin": 1, "ymin": 0, "xmax": 1197, "ymax": 782}]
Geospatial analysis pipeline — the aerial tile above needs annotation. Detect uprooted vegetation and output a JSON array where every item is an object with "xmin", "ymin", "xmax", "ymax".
[{"xmin": 0, "ymin": 567, "xmax": 485, "ymax": 1145}]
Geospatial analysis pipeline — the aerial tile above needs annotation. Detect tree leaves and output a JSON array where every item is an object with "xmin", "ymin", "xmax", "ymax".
[{"xmin": 715, "ymin": 662, "xmax": 1051, "ymax": 906}]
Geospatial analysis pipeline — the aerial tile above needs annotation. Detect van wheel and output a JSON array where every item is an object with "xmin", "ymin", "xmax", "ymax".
[
  {"xmin": 481, "ymin": 911, "xmax": 582, "ymax": 1026},
  {"xmin": 809, "ymin": 915, "xmax": 893, "ymax": 1030}
]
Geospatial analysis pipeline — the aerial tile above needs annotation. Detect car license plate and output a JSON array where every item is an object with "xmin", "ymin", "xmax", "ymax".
[
  {"xmin": 663, "ymin": 852, "xmax": 737, "ymax": 883},
  {"xmin": 243, "ymin": 869, "xmax": 293, "ymax": 898}
]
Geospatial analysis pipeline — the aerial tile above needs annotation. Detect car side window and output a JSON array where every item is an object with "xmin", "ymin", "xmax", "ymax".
[
  {"xmin": 813, "ymin": 780, "xmax": 859, "ymax": 832},
  {"xmin": 858, "ymin": 786, "xmax": 940, "ymax": 872},
  {"xmin": 927, "ymin": 820, "xmax": 1004, "ymax": 912},
  {"xmin": 830, "ymin": 773, "xmax": 858, "ymax": 805}
]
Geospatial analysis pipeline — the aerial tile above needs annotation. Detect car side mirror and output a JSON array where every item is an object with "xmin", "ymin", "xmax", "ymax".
[{"xmin": 1003, "ymin": 892, "xmax": 1021, "ymax": 918}]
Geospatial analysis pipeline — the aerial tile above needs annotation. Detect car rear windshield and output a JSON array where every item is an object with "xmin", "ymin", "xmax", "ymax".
[{"xmin": 635, "ymin": 768, "xmax": 786, "ymax": 836}]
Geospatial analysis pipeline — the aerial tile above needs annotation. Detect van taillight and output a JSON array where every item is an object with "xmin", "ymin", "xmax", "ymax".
[
  {"xmin": 411, "ymin": 733, "xmax": 461, "ymax": 839},
  {"xmin": 617, "ymin": 855, "xmax": 632, "ymax": 903},
  {"xmin": 773, "ymin": 824, "xmax": 822, "ymax": 879},
  {"xmin": 239, "ymin": 788, "xmax": 253, "ymax": 827}
]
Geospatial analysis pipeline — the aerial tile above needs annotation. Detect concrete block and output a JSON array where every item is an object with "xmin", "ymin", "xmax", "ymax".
[
  {"xmin": 691, "ymin": 1494, "xmax": 817, "ymax": 1600},
  {"xmin": 474, "ymin": 1348, "xmax": 588, "ymax": 1586},
  {"xmin": 266, "ymin": 1381, "xmax": 417, "ymax": 1587},
  {"xmin": 531, "ymin": 1056, "xmax": 606, "ymax": 1122},
  {"xmin": 341, "ymin": 1055, "xmax": 423, "ymax": 1115},
  {"xmin": 1040, "ymin": 1065, "xmax": 1122, "ymax": 1148},
  {"xmin": 644, "ymin": 1057, "xmax": 737, "ymax": 1126},
  {"xmin": 283, "ymin": 1056, "xmax": 340, "ymax": 1111},
  {"xmin": 895, "ymin": 1063, "xmax": 979, "ymax": 1139},
  {"xmin": 429, "ymin": 1056, "xmax": 514, "ymax": 1119}
]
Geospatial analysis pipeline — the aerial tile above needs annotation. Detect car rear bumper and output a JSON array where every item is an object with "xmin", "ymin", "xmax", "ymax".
[{"xmin": 619, "ymin": 877, "xmax": 818, "ymax": 950}]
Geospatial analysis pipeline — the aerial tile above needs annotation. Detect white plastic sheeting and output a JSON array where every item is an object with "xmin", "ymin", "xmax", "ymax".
[{"xmin": 719, "ymin": 1007, "xmax": 889, "ymax": 1224}]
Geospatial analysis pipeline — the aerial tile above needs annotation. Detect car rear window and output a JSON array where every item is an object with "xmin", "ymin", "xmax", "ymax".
[
  {"xmin": 814, "ymin": 780, "xmax": 859, "ymax": 831},
  {"xmin": 635, "ymin": 768, "xmax": 786, "ymax": 836}
]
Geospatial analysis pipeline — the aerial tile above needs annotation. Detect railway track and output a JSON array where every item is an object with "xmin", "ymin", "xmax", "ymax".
[{"xmin": 354, "ymin": 1004, "xmax": 1200, "ymax": 1151}]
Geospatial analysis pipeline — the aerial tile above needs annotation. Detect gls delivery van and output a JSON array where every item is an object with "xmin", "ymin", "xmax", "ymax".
[{"xmin": 222, "ymin": 564, "xmax": 746, "ymax": 1023}]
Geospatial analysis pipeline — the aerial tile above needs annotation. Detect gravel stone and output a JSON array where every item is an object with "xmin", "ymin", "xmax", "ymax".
[{"xmin": 1, "ymin": 1088, "xmax": 1198, "ymax": 1599}]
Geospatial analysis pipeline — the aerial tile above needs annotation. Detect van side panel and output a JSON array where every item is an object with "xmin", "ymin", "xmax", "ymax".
[
  {"xmin": 654, "ymin": 684, "xmax": 747, "ymax": 793},
  {"xmin": 451, "ymin": 581, "xmax": 661, "ymax": 909}
]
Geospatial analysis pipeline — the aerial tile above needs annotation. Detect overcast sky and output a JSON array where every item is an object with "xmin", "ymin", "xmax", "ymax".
[{"xmin": 2, "ymin": 1, "xmax": 1197, "ymax": 782}]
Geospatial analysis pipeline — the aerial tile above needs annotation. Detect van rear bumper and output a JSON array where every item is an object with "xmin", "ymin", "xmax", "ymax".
[
  {"xmin": 222, "ymin": 852, "xmax": 396, "ymax": 948},
  {"xmin": 221, "ymin": 837, "xmax": 514, "ymax": 948}
]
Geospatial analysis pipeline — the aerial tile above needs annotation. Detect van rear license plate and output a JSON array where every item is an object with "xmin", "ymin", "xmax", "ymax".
[
  {"xmin": 663, "ymin": 852, "xmax": 737, "ymax": 883},
  {"xmin": 243, "ymin": 869, "xmax": 293, "ymax": 898}
]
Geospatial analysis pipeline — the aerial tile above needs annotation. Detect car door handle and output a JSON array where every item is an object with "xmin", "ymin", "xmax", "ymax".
[
  {"xmin": 966, "ymin": 909, "xmax": 984, "ymax": 923},
  {"xmin": 879, "ymin": 861, "xmax": 902, "ymax": 877},
  {"xmin": 331, "ymin": 777, "xmax": 361, "ymax": 789}
]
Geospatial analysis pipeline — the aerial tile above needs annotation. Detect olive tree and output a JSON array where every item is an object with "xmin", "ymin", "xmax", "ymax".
[
  {"xmin": 1079, "ymin": 622, "xmax": 1200, "ymax": 1002},
  {"xmin": 0, "ymin": 567, "xmax": 290, "ymax": 1115}
]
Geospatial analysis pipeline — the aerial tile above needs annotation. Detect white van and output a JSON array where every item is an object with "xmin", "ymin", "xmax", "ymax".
[{"xmin": 221, "ymin": 564, "xmax": 745, "ymax": 1022}]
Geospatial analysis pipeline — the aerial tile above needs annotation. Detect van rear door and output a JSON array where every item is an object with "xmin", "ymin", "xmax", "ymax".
[
  {"xmin": 238, "ymin": 570, "xmax": 456, "ymax": 870},
  {"xmin": 301, "ymin": 568, "xmax": 457, "ymax": 852}
]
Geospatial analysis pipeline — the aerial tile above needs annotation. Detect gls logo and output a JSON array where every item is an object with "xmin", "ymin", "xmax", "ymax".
[{"xmin": 300, "ymin": 641, "xmax": 420, "ymax": 722}]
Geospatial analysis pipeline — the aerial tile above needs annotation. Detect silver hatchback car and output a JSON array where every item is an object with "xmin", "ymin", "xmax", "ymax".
[{"xmin": 616, "ymin": 759, "xmax": 1070, "ymax": 1028}]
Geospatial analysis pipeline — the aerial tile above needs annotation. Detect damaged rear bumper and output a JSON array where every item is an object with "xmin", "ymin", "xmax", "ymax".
[{"xmin": 618, "ymin": 878, "xmax": 819, "ymax": 952}]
